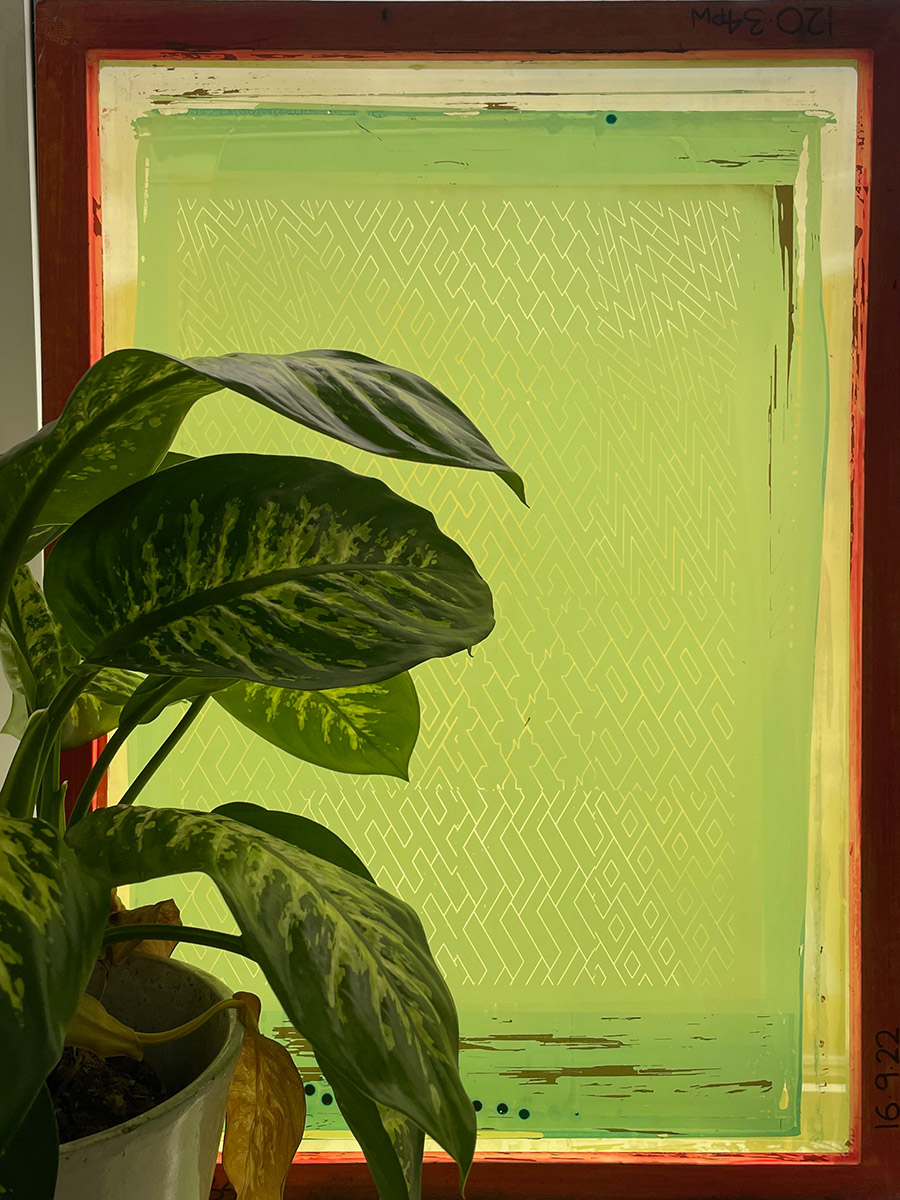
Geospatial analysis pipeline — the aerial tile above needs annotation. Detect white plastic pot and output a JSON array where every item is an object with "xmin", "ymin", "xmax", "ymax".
[{"xmin": 55, "ymin": 954, "xmax": 243, "ymax": 1200}]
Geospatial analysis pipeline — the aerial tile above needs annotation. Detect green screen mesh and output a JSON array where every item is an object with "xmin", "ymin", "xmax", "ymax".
[{"xmin": 120, "ymin": 105, "xmax": 830, "ymax": 1140}]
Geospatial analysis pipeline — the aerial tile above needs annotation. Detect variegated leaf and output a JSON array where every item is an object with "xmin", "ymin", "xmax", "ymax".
[
  {"xmin": 0, "ymin": 365, "xmax": 202, "ymax": 613},
  {"xmin": 215, "ymin": 802, "xmax": 375, "ymax": 884},
  {"xmin": 0, "ymin": 566, "xmax": 143, "ymax": 748},
  {"xmin": 2, "ymin": 567, "xmax": 72, "ymax": 708},
  {"xmin": 44, "ymin": 454, "xmax": 494, "ymax": 692},
  {"xmin": 324, "ymin": 1059, "xmax": 426, "ymax": 1200},
  {"xmin": 67, "ymin": 806, "xmax": 476, "ymax": 1181},
  {"xmin": 0, "ymin": 347, "xmax": 522, "ymax": 615},
  {"xmin": 214, "ymin": 672, "xmax": 419, "ymax": 779},
  {"xmin": 0, "ymin": 816, "xmax": 109, "ymax": 1149}
]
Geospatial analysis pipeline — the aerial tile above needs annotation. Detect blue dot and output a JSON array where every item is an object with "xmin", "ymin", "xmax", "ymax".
[
  {"xmin": 304, "ymin": 1084, "xmax": 316, "ymax": 1096},
  {"xmin": 497, "ymin": 1102, "xmax": 509, "ymax": 1115},
  {"xmin": 518, "ymin": 1108, "xmax": 530, "ymax": 1120},
  {"xmin": 472, "ymin": 1100, "xmax": 483, "ymax": 1112},
  {"xmin": 606, "ymin": 113, "xmax": 618, "ymax": 125},
  {"xmin": 322, "ymin": 1092, "xmax": 334, "ymax": 1106}
]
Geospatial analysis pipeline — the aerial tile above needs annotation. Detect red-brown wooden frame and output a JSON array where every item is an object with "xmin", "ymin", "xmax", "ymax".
[{"xmin": 33, "ymin": 2, "xmax": 900, "ymax": 1196}]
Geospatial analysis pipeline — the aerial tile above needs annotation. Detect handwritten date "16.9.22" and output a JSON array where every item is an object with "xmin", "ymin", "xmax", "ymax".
[{"xmin": 876, "ymin": 1029, "xmax": 900, "ymax": 1130}]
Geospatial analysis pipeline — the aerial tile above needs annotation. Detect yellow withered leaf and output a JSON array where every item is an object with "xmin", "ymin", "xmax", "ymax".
[
  {"xmin": 64, "ymin": 993, "xmax": 144, "ymax": 1060},
  {"xmin": 223, "ymin": 992, "xmax": 307, "ymax": 1200},
  {"xmin": 107, "ymin": 896, "xmax": 182, "ymax": 963}
]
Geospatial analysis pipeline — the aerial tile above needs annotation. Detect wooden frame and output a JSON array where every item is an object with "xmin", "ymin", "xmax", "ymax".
[{"xmin": 33, "ymin": 2, "xmax": 900, "ymax": 1196}]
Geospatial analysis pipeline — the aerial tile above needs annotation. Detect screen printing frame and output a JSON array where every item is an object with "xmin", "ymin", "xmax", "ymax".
[{"xmin": 32, "ymin": 2, "xmax": 899, "ymax": 1197}]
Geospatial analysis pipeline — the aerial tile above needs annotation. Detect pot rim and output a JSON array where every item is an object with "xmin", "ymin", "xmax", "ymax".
[{"xmin": 57, "ymin": 956, "xmax": 243, "ymax": 1156}]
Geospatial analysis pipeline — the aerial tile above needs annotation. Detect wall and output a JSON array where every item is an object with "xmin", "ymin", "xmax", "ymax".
[{"xmin": 0, "ymin": 0, "xmax": 42, "ymax": 780}]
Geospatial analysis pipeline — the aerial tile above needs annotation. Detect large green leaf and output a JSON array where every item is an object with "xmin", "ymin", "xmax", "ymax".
[
  {"xmin": 214, "ymin": 672, "xmax": 420, "ymax": 779},
  {"xmin": 324, "ymin": 1060, "xmax": 426, "ymax": 1200},
  {"xmin": 187, "ymin": 349, "xmax": 524, "ymax": 502},
  {"xmin": 0, "ymin": 1085, "xmax": 58, "ymax": 1199},
  {"xmin": 0, "ymin": 347, "xmax": 522, "ymax": 615},
  {"xmin": 67, "ymin": 806, "xmax": 476, "ymax": 1185},
  {"xmin": 0, "ymin": 566, "xmax": 143, "ymax": 747},
  {"xmin": 44, "ymin": 454, "xmax": 494, "ymax": 691},
  {"xmin": 0, "ymin": 816, "xmax": 109, "ymax": 1149},
  {"xmin": 215, "ymin": 801, "xmax": 375, "ymax": 884}
]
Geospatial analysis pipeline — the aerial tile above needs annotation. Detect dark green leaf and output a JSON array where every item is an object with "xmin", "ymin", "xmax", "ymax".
[
  {"xmin": 68, "ymin": 806, "xmax": 475, "ymax": 1181},
  {"xmin": 187, "ymin": 349, "xmax": 525, "ymax": 503},
  {"xmin": 214, "ymin": 801, "xmax": 375, "ymax": 884},
  {"xmin": 324, "ymin": 1059, "xmax": 425, "ymax": 1200},
  {"xmin": 0, "ymin": 1085, "xmax": 58, "ymax": 1198},
  {"xmin": 44, "ymin": 454, "xmax": 494, "ymax": 691},
  {"xmin": 214, "ymin": 672, "xmax": 419, "ymax": 779},
  {"xmin": 0, "ymin": 816, "xmax": 109, "ymax": 1148},
  {"xmin": 0, "ymin": 425, "xmax": 56, "ymax": 586}
]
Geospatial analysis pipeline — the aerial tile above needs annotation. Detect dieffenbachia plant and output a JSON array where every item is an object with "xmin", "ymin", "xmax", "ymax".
[{"xmin": 0, "ymin": 347, "xmax": 525, "ymax": 1198}]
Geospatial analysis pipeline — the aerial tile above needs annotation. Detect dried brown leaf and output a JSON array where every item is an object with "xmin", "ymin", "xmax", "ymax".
[
  {"xmin": 223, "ymin": 991, "xmax": 306, "ymax": 1200},
  {"xmin": 107, "ymin": 897, "xmax": 182, "ymax": 963}
]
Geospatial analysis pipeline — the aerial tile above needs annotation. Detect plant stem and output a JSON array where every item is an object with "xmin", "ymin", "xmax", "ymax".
[
  {"xmin": 67, "ymin": 722, "xmax": 133, "ymax": 827},
  {"xmin": 117, "ymin": 696, "xmax": 209, "ymax": 808},
  {"xmin": 68, "ymin": 676, "xmax": 187, "ymax": 826},
  {"xmin": 101, "ymin": 922, "xmax": 251, "ymax": 959},
  {"xmin": 37, "ymin": 729, "xmax": 63, "ymax": 823},
  {"xmin": 136, "ymin": 996, "xmax": 248, "ymax": 1045}
]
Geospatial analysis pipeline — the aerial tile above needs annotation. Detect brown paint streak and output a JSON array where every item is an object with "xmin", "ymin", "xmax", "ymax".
[
  {"xmin": 501, "ymin": 1065, "xmax": 707, "ymax": 1084},
  {"xmin": 461, "ymin": 1033, "xmax": 631, "ymax": 1050},
  {"xmin": 691, "ymin": 1079, "xmax": 773, "ymax": 1092},
  {"xmin": 604, "ymin": 1128, "xmax": 682, "ymax": 1136},
  {"xmin": 774, "ymin": 183, "xmax": 795, "ymax": 383},
  {"xmin": 271, "ymin": 1024, "xmax": 324, "ymax": 1080}
]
